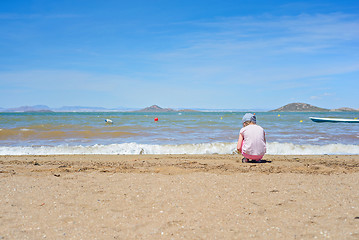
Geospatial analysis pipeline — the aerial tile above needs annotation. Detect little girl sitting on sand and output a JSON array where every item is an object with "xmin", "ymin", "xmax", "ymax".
[{"xmin": 237, "ymin": 113, "xmax": 266, "ymax": 163}]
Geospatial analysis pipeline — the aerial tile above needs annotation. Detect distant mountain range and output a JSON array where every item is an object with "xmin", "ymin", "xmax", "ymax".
[
  {"xmin": 0, "ymin": 105, "xmax": 138, "ymax": 112},
  {"xmin": 1, "ymin": 103, "xmax": 358, "ymax": 112},
  {"xmin": 0, "ymin": 104, "xmax": 243, "ymax": 112},
  {"xmin": 0, "ymin": 105, "xmax": 195, "ymax": 113},
  {"xmin": 3, "ymin": 105, "xmax": 54, "ymax": 112}
]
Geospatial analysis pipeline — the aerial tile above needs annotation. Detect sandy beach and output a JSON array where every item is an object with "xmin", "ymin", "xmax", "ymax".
[{"xmin": 1, "ymin": 154, "xmax": 359, "ymax": 239}]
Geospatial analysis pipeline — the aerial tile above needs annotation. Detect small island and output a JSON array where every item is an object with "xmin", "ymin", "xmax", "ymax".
[
  {"xmin": 269, "ymin": 103, "xmax": 359, "ymax": 112},
  {"xmin": 135, "ymin": 105, "xmax": 199, "ymax": 112}
]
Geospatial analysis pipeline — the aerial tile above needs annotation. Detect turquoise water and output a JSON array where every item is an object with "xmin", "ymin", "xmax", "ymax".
[{"xmin": 0, "ymin": 112, "xmax": 358, "ymax": 154}]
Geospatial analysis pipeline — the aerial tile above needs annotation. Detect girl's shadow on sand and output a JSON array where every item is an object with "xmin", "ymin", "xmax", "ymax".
[{"xmin": 247, "ymin": 159, "xmax": 272, "ymax": 163}]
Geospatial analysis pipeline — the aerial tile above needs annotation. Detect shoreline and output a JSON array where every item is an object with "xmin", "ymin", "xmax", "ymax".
[
  {"xmin": 1, "ymin": 154, "xmax": 359, "ymax": 239},
  {"xmin": 1, "ymin": 154, "xmax": 359, "ymax": 175}
]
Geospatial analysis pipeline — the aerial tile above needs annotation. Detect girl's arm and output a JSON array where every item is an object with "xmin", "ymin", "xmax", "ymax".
[
  {"xmin": 264, "ymin": 132, "xmax": 266, "ymax": 143},
  {"xmin": 237, "ymin": 133, "xmax": 244, "ymax": 152}
]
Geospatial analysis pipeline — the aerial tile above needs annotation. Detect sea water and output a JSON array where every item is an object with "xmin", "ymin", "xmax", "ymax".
[{"xmin": 0, "ymin": 111, "xmax": 358, "ymax": 155}]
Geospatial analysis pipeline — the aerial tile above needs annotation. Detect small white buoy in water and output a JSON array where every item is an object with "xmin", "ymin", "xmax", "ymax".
[{"xmin": 105, "ymin": 119, "xmax": 113, "ymax": 124}]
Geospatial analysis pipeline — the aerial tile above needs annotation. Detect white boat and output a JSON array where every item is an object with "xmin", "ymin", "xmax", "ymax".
[{"xmin": 309, "ymin": 117, "xmax": 359, "ymax": 123}]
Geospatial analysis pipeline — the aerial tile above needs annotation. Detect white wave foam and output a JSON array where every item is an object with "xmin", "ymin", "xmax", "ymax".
[
  {"xmin": 0, "ymin": 142, "xmax": 236, "ymax": 155},
  {"xmin": 0, "ymin": 142, "xmax": 358, "ymax": 155},
  {"xmin": 267, "ymin": 142, "xmax": 359, "ymax": 155}
]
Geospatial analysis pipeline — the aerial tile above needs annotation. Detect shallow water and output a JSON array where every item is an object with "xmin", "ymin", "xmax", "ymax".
[{"xmin": 0, "ymin": 111, "xmax": 358, "ymax": 155}]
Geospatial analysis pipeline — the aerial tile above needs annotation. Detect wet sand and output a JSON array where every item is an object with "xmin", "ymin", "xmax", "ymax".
[{"xmin": 1, "ymin": 154, "xmax": 359, "ymax": 239}]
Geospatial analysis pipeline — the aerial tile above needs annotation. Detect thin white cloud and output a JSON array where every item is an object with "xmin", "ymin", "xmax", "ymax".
[
  {"xmin": 310, "ymin": 92, "xmax": 335, "ymax": 100},
  {"xmin": 0, "ymin": 70, "xmax": 136, "ymax": 92},
  {"xmin": 176, "ymin": 13, "xmax": 359, "ymax": 56},
  {"xmin": 149, "ymin": 12, "xmax": 359, "ymax": 87}
]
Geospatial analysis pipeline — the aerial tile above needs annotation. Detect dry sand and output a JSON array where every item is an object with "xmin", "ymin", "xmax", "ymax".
[{"xmin": 1, "ymin": 154, "xmax": 359, "ymax": 239}]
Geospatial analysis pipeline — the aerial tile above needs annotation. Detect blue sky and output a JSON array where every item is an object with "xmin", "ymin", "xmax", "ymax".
[{"xmin": 0, "ymin": 0, "xmax": 358, "ymax": 109}]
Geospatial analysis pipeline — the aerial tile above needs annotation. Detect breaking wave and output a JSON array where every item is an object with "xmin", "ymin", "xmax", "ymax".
[{"xmin": 0, "ymin": 142, "xmax": 358, "ymax": 155}]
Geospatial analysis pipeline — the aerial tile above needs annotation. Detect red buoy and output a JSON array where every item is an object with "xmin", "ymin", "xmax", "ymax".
[{"xmin": 154, "ymin": 117, "xmax": 158, "ymax": 122}]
